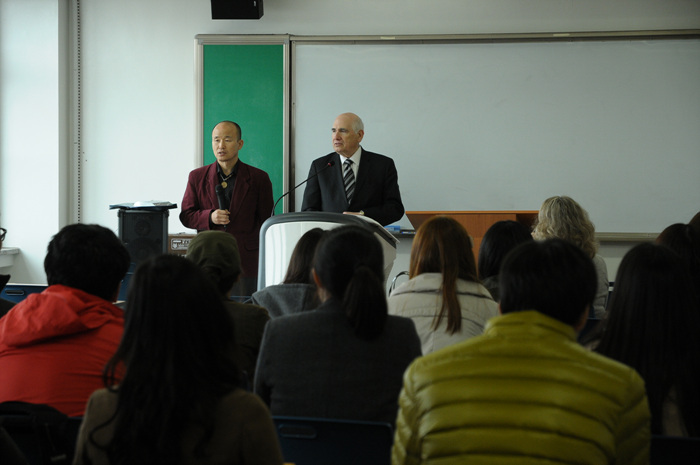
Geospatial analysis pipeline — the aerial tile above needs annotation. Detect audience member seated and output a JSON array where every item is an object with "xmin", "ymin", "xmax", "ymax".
[
  {"xmin": 392, "ymin": 239, "xmax": 650, "ymax": 465},
  {"xmin": 593, "ymin": 243, "xmax": 700, "ymax": 437},
  {"xmin": 387, "ymin": 216, "xmax": 497, "ymax": 355},
  {"xmin": 186, "ymin": 231, "xmax": 270, "ymax": 387},
  {"xmin": 254, "ymin": 225, "xmax": 421, "ymax": 425},
  {"xmin": 0, "ymin": 224, "xmax": 129, "ymax": 416},
  {"xmin": 74, "ymin": 254, "xmax": 283, "ymax": 465},
  {"xmin": 251, "ymin": 228, "xmax": 325, "ymax": 317},
  {"xmin": 477, "ymin": 219, "xmax": 533, "ymax": 302},
  {"xmin": 0, "ymin": 226, "xmax": 14, "ymax": 318},
  {"xmin": 532, "ymin": 195, "xmax": 609, "ymax": 317},
  {"xmin": 656, "ymin": 222, "xmax": 700, "ymax": 301}
]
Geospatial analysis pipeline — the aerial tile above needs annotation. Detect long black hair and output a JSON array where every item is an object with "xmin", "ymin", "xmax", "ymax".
[
  {"xmin": 656, "ymin": 222, "xmax": 700, "ymax": 300},
  {"xmin": 284, "ymin": 228, "xmax": 325, "ymax": 284},
  {"xmin": 313, "ymin": 225, "xmax": 386, "ymax": 340},
  {"xmin": 478, "ymin": 220, "xmax": 533, "ymax": 280},
  {"xmin": 595, "ymin": 243, "xmax": 700, "ymax": 436},
  {"xmin": 95, "ymin": 254, "xmax": 241, "ymax": 464}
]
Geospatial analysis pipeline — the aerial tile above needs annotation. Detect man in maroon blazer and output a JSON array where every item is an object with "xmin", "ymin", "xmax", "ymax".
[{"xmin": 180, "ymin": 121, "xmax": 273, "ymax": 296}]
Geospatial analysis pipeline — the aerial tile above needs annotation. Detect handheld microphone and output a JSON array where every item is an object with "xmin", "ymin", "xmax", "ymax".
[
  {"xmin": 215, "ymin": 184, "xmax": 227, "ymax": 211},
  {"xmin": 271, "ymin": 160, "xmax": 335, "ymax": 216},
  {"xmin": 215, "ymin": 184, "xmax": 228, "ymax": 231}
]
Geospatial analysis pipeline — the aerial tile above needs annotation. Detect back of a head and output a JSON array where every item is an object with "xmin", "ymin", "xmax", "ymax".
[
  {"xmin": 478, "ymin": 220, "xmax": 534, "ymax": 280},
  {"xmin": 283, "ymin": 228, "xmax": 325, "ymax": 284},
  {"xmin": 409, "ymin": 216, "xmax": 477, "ymax": 281},
  {"xmin": 599, "ymin": 242, "xmax": 698, "ymax": 357},
  {"xmin": 105, "ymin": 254, "xmax": 240, "ymax": 463},
  {"xmin": 119, "ymin": 254, "xmax": 238, "ymax": 382},
  {"xmin": 596, "ymin": 242, "xmax": 700, "ymax": 435},
  {"xmin": 656, "ymin": 223, "xmax": 700, "ymax": 283},
  {"xmin": 499, "ymin": 238, "xmax": 596, "ymax": 326},
  {"xmin": 44, "ymin": 223, "xmax": 130, "ymax": 301},
  {"xmin": 532, "ymin": 195, "xmax": 597, "ymax": 258},
  {"xmin": 313, "ymin": 225, "xmax": 386, "ymax": 340},
  {"xmin": 690, "ymin": 211, "xmax": 700, "ymax": 230},
  {"xmin": 185, "ymin": 231, "xmax": 241, "ymax": 296},
  {"xmin": 409, "ymin": 216, "xmax": 478, "ymax": 334}
]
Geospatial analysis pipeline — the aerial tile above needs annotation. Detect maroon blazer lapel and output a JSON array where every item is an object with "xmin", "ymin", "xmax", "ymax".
[
  {"xmin": 206, "ymin": 164, "xmax": 221, "ymax": 209},
  {"xmin": 229, "ymin": 162, "xmax": 251, "ymax": 220}
]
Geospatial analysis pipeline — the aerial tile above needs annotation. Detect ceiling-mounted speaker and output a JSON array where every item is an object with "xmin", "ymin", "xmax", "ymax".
[{"xmin": 211, "ymin": 0, "xmax": 264, "ymax": 19}]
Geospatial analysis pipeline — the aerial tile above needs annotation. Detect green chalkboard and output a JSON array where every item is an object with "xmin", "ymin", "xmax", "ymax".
[{"xmin": 202, "ymin": 43, "xmax": 285, "ymax": 214}]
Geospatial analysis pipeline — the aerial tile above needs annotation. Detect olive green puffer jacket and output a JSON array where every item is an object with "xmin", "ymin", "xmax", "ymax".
[{"xmin": 392, "ymin": 310, "xmax": 650, "ymax": 465}]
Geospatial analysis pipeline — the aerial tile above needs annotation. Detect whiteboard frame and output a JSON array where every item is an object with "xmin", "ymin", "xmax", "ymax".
[
  {"xmin": 289, "ymin": 30, "xmax": 700, "ymax": 238},
  {"xmin": 195, "ymin": 34, "xmax": 291, "ymax": 206}
]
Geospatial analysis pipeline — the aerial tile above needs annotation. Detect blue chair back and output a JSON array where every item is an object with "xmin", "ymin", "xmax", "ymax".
[
  {"xmin": 117, "ymin": 272, "xmax": 134, "ymax": 302},
  {"xmin": 0, "ymin": 285, "xmax": 47, "ymax": 304},
  {"xmin": 273, "ymin": 416, "xmax": 393, "ymax": 465}
]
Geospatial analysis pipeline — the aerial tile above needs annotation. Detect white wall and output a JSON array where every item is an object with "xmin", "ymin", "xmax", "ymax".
[
  {"xmin": 1, "ymin": 0, "xmax": 699, "ymax": 283},
  {"xmin": 0, "ymin": 0, "xmax": 69, "ymax": 283}
]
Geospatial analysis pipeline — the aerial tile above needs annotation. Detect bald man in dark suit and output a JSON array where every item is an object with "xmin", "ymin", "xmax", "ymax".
[{"xmin": 301, "ymin": 113, "xmax": 404, "ymax": 226}]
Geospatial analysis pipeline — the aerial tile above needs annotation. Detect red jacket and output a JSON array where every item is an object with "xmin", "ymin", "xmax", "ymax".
[{"xmin": 0, "ymin": 285, "xmax": 124, "ymax": 416}]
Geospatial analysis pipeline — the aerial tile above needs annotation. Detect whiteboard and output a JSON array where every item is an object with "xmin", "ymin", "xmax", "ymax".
[{"xmin": 292, "ymin": 38, "xmax": 700, "ymax": 233}]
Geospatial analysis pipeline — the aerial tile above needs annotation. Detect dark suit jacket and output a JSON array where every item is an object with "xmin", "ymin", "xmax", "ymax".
[
  {"xmin": 253, "ymin": 298, "xmax": 421, "ymax": 424},
  {"xmin": 180, "ymin": 161, "xmax": 273, "ymax": 279},
  {"xmin": 223, "ymin": 300, "xmax": 270, "ymax": 389},
  {"xmin": 301, "ymin": 149, "xmax": 405, "ymax": 226}
]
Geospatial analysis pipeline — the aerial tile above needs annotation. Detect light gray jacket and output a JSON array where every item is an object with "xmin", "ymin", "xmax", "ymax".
[{"xmin": 388, "ymin": 273, "xmax": 498, "ymax": 355}]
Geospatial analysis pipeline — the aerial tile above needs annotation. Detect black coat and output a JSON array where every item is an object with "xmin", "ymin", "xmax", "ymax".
[{"xmin": 301, "ymin": 149, "xmax": 404, "ymax": 226}]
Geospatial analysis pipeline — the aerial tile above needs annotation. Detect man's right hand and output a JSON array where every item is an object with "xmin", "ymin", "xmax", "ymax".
[{"xmin": 211, "ymin": 209, "xmax": 230, "ymax": 225}]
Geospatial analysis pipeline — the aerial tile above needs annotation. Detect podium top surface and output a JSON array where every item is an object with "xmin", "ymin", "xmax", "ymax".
[
  {"xmin": 262, "ymin": 211, "xmax": 398, "ymax": 246},
  {"xmin": 110, "ymin": 201, "xmax": 177, "ymax": 211}
]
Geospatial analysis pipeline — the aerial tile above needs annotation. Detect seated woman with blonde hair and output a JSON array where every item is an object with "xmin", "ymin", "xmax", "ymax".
[
  {"xmin": 532, "ymin": 195, "xmax": 608, "ymax": 318},
  {"xmin": 387, "ymin": 216, "xmax": 498, "ymax": 355}
]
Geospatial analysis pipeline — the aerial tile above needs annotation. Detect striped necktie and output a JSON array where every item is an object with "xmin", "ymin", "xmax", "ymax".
[{"xmin": 343, "ymin": 158, "xmax": 355, "ymax": 203}]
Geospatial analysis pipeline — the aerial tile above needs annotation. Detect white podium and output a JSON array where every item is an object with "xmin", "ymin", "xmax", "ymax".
[{"xmin": 258, "ymin": 212, "xmax": 398, "ymax": 290}]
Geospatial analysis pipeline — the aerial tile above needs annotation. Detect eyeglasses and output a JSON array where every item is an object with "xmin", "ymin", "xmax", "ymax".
[{"xmin": 0, "ymin": 228, "xmax": 6, "ymax": 242}]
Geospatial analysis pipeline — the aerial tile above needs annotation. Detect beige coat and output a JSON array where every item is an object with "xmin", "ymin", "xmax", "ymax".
[
  {"xmin": 73, "ymin": 388, "xmax": 283, "ymax": 465},
  {"xmin": 387, "ymin": 273, "xmax": 498, "ymax": 355}
]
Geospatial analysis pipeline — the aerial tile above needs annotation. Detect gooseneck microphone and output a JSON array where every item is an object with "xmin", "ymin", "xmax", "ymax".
[
  {"xmin": 271, "ymin": 160, "xmax": 335, "ymax": 216},
  {"xmin": 215, "ymin": 184, "xmax": 228, "ymax": 231}
]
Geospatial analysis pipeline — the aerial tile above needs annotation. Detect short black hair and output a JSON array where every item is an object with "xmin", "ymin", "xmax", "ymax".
[
  {"xmin": 499, "ymin": 238, "xmax": 596, "ymax": 326},
  {"xmin": 216, "ymin": 120, "xmax": 242, "ymax": 140},
  {"xmin": 44, "ymin": 223, "xmax": 130, "ymax": 301}
]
